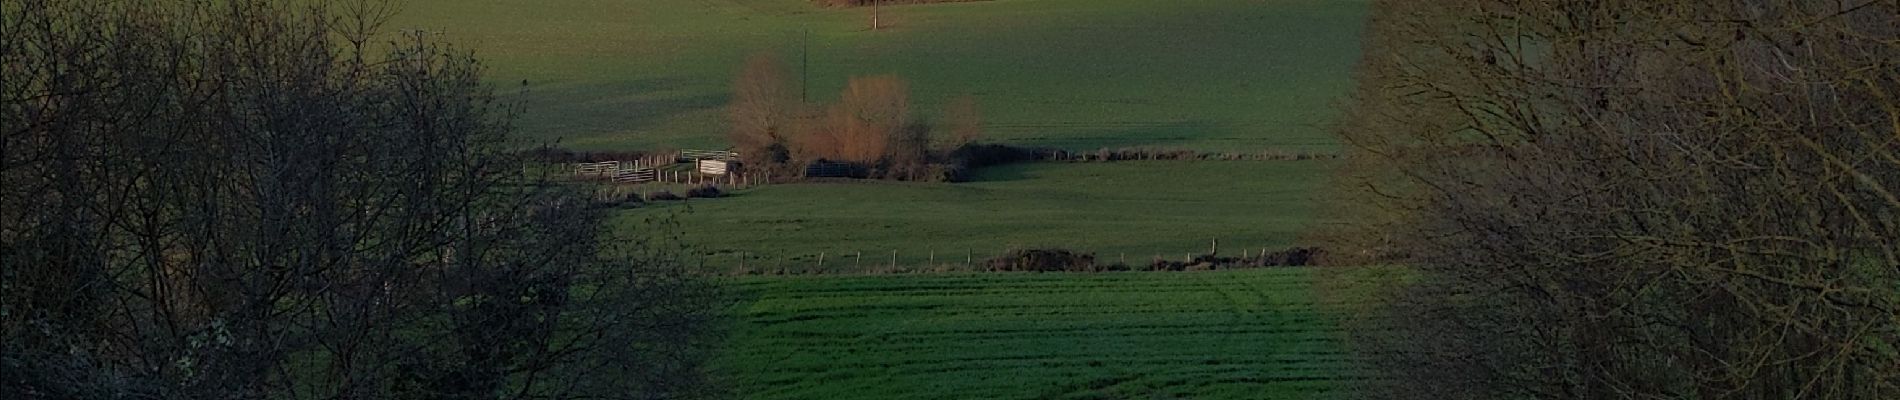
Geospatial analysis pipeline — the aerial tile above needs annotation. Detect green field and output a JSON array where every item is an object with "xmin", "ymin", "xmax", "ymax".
[
  {"xmin": 396, "ymin": 1, "xmax": 1378, "ymax": 395},
  {"xmin": 394, "ymin": 0, "xmax": 1367, "ymax": 151},
  {"xmin": 626, "ymin": 160, "xmax": 1334, "ymax": 273},
  {"xmin": 713, "ymin": 268, "xmax": 1377, "ymax": 399}
]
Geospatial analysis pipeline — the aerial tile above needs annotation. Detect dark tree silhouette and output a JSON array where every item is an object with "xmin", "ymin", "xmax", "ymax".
[
  {"xmin": 1, "ymin": 1, "xmax": 720, "ymax": 399},
  {"xmin": 1317, "ymin": 0, "xmax": 1900, "ymax": 398}
]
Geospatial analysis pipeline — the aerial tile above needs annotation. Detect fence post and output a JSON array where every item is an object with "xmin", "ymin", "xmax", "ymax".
[
  {"xmin": 890, "ymin": 250, "xmax": 898, "ymax": 270},
  {"xmin": 818, "ymin": 251, "xmax": 826, "ymax": 269},
  {"xmin": 1209, "ymin": 239, "xmax": 1218, "ymax": 256},
  {"xmin": 966, "ymin": 250, "xmax": 972, "ymax": 268},
  {"xmin": 929, "ymin": 249, "xmax": 935, "ymax": 267},
  {"xmin": 739, "ymin": 251, "xmax": 746, "ymax": 271},
  {"xmin": 855, "ymin": 251, "xmax": 862, "ymax": 269}
]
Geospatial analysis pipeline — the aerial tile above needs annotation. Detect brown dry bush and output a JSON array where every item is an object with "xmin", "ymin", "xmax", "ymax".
[
  {"xmin": 782, "ymin": 74, "xmax": 952, "ymax": 180},
  {"xmin": 834, "ymin": 75, "xmax": 910, "ymax": 163}
]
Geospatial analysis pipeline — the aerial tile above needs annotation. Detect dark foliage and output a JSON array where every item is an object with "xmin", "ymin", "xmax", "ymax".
[
  {"xmin": 685, "ymin": 185, "xmax": 725, "ymax": 199},
  {"xmin": 986, "ymin": 249, "xmax": 1097, "ymax": 272},
  {"xmin": 647, "ymin": 191, "xmax": 685, "ymax": 201},
  {"xmin": 1146, "ymin": 247, "xmax": 1324, "ymax": 271}
]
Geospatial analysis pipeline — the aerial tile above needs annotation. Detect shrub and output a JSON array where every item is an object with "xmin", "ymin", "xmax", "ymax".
[
  {"xmin": 647, "ymin": 190, "xmax": 684, "ymax": 201},
  {"xmin": 685, "ymin": 185, "xmax": 725, "ymax": 198},
  {"xmin": 594, "ymin": 189, "xmax": 645, "ymax": 209},
  {"xmin": 985, "ymin": 249, "xmax": 1096, "ymax": 272},
  {"xmin": 949, "ymin": 143, "xmax": 1046, "ymax": 169}
]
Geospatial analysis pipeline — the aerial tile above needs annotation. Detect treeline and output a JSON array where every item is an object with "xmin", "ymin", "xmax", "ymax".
[
  {"xmin": 1319, "ymin": 0, "xmax": 1900, "ymax": 398},
  {"xmin": 728, "ymin": 53, "xmax": 980, "ymax": 181},
  {"xmin": 1, "ymin": 1, "xmax": 718, "ymax": 398}
]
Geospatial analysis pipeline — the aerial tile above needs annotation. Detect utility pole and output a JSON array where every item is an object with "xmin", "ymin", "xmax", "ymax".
[{"xmin": 801, "ymin": 28, "xmax": 810, "ymax": 103}]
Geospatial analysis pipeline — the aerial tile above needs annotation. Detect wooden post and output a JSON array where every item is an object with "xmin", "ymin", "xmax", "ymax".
[
  {"xmin": 929, "ymin": 249, "xmax": 935, "ymax": 266},
  {"xmin": 966, "ymin": 250, "xmax": 973, "ymax": 267},
  {"xmin": 1120, "ymin": 253, "xmax": 1126, "ymax": 265},
  {"xmin": 739, "ymin": 251, "xmax": 746, "ymax": 271},
  {"xmin": 1209, "ymin": 238, "xmax": 1218, "ymax": 256},
  {"xmin": 890, "ymin": 250, "xmax": 898, "ymax": 270},
  {"xmin": 818, "ymin": 251, "xmax": 826, "ymax": 268},
  {"xmin": 871, "ymin": 0, "xmax": 879, "ymax": 31},
  {"xmin": 855, "ymin": 251, "xmax": 862, "ymax": 269}
]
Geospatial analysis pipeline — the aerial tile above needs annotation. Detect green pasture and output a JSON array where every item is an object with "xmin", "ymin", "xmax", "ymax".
[
  {"xmin": 712, "ymin": 268, "xmax": 1381, "ymax": 399},
  {"xmin": 394, "ymin": 0, "xmax": 1367, "ymax": 151},
  {"xmin": 620, "ymin": 160, "xmax": 1333, "ymax": 273}
]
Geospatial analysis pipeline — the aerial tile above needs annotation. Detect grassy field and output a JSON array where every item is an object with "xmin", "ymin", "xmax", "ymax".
[
  {"xmin": 621, "ymin": 160, "xmax": 1335, "ymax": 273},
  {"xmin": 712, "ymin": 268, "xmax": 1380, "ymax": 399},
  {"xmin": 393, "ymin": 0, "xmax": 1367, "ymax": 151}
]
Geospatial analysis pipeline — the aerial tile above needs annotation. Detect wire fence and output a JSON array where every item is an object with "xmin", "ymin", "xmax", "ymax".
[{"xmin": 699, "ymin": 241, "xmax": 1323, "ymax": 275}]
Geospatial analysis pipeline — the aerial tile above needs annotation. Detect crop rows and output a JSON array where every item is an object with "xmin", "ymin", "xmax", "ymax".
[{"xmin": 713, "ymin": 269, "xmax": 1376, "ymax": 399}]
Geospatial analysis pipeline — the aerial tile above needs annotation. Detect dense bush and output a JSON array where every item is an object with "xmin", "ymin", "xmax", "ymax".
[
  {"xmin": 685, "ymin": 185, "xmax": 725, "ymax": 198},
  {"xmin": 986, "ymin": 249, "xmax": 1097, "ymax": 272},
  {"xmin": 1146, "ymin": 247, "xmax": 1324, "ymax": 271},
  {"xmin": 976, "ymin": 247, "xmax": 1323, "ymax": 273},
  {"xmin": 647, "ymin": 190, "xmax": 685, "ymax": 201},
  {"xmin": 594, "ymin": 188, "xmax": 647, "ymax": 209}
]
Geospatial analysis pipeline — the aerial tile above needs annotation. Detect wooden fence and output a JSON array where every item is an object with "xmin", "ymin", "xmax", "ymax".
[
  {"xmin": 576, "ymin": 160, "xmax": 662, "ymax": 183},
  {"xmin": 679, "ymin": 149, "xmax": 738, "ymax": 162},
  {"xmin": 571, "ymin": 150, "xmax": 777, "ymax": 187},
  {"xmin": 613, "ymin": 168, "xmax": 657, "ymax": 183}
]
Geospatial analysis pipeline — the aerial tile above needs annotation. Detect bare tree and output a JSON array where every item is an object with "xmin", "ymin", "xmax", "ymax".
[
  {"xmin": 1318, "ymin": 0, "xmax": 1900, "ymax": 398},
  {"xmin": 729, "ymin": 52, "xmax": 798, "ymax": 169},
  {"xmin": 1, "ymin": 1, "xmax": 720, "ymax": 399}
]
